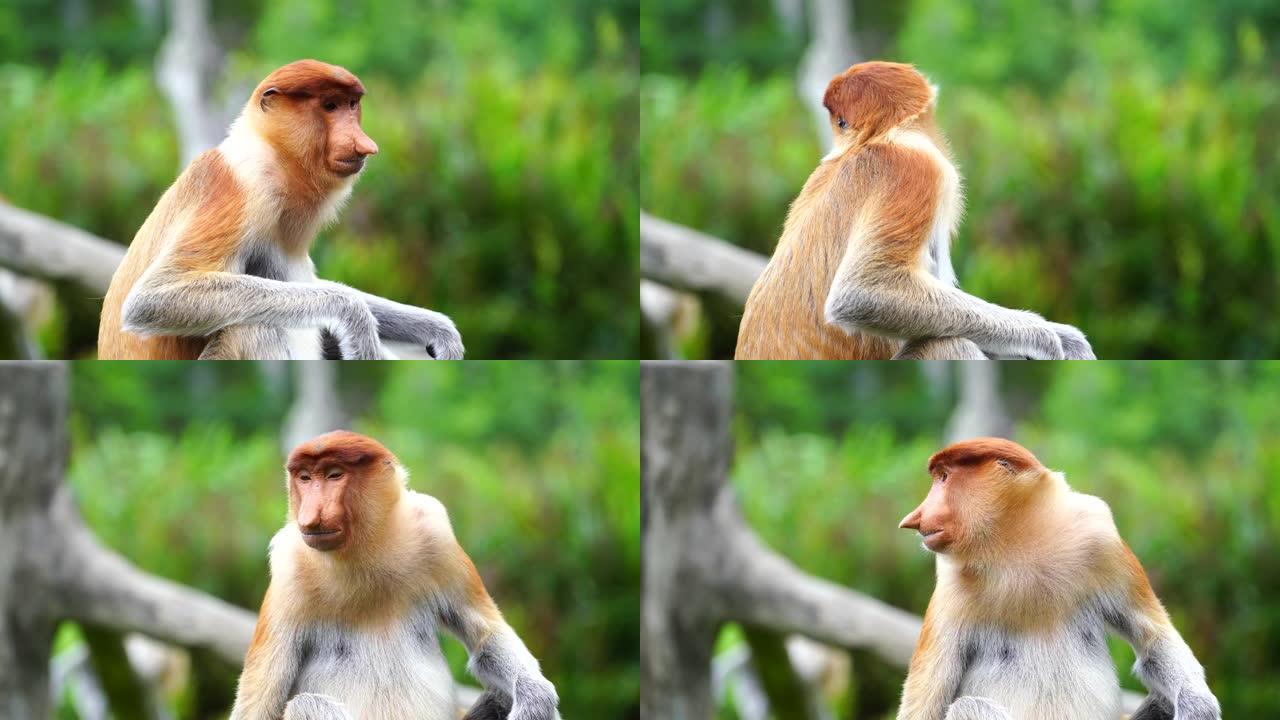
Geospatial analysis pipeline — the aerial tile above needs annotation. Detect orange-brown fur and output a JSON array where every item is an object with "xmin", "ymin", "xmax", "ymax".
[
  {"xmin": 232, "ymin": 431, "xmax": 544, "ymax": 720},
  {"xmin": 905, "ymin": 439, "xmax": 1151, "ymax": 631},
  {"xmin": 98, "ymin": 60, "xmax": 375, "ymax": 359},
  {"xmin": 896, "ymin": 438, "xmax": 1211, "ymax": 720},
  {"xmin": 736, "ymin": 61, "xmax": 950, "ymax": 359},
  {"xmin": 98, "ymin": 153, "xmax": 246, "ymax": 359},
  {"xmin": 264, "ymin": 431, "xmax": 502, "ymax": 628}
]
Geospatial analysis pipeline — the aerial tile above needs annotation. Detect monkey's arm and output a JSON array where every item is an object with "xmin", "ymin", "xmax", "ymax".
[
  {"xmin": 313, "ymin": 280, "xmax": 464, "ymax": 359},
  {"xmin": 897, "ymin": 605, "xmax": 966, "ymax": 720},
  {"xmin": 435, "ymin": 546, "xmax": 559, "ymax": 720},
  {"xmin": 230, "ymin": 588, "xmax": 305, "ymax": 720},
  {"xmin": 122, "ymin": 269, "xmax": 384, "ymax": 359},
  {"xmin": 823, "ymin": 151, "xmax": 1092, "ymax": 360},
  {"xmin": 1102, "ymin": 546, "xmax": 1220, "ymax": 720}
]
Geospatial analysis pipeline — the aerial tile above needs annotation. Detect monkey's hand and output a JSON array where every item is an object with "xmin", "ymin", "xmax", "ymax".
[
  {"xmin": 318, "ymin": 281, "xmax": 464, "ymax": 359},
  {"xmin": 1173, "ymin": 687, "xmax": 1221, "ymax": 720},
  {"xmin": 415, "ymin": 310, "xmax": 464, "ymax": 360},
  {"xmin": 508, "ymin": 674, "xmax": 561, "ymax": 720},
  {"xmin": 1047, "ymin": 321, "xmax": 1095, "ymax": 360},
  {"xmin": 381, "ymin": 305, "xmax": 464, "ymax": 359}
]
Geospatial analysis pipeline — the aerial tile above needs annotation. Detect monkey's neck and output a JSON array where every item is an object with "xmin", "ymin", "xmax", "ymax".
[{"xmin": 218, "ymin": 118, "xmax": 354, "ymax": 257}]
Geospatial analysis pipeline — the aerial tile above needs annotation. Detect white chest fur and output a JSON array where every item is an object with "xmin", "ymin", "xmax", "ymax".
[
  {"xmin": 292, "ymin": 607, "xmax": 457, "ymax": 720},
  {"xmin": 957, "ymin": 611, "xmax": 1120, "ymax": 720}
]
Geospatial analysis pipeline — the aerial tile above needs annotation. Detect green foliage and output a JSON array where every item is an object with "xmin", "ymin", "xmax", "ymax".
[
  {"xmin": 641, "ymin": 1, "xmax": 1280, "ymax": 358},
  {"xmin": 728, "ymin": 362, "xmax": 1280, "ymax": 716},
  {"xmin": 0, "ymin": 1, "xmax": 638, "ymax": 358},
  {"xmin": 65, "ymin": 362, "xmax": 640, "ymax": 718}
]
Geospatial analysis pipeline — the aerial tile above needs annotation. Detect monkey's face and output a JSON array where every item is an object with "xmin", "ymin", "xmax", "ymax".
[
  {"xmin": 253, "ymin": 60, "xmax": 379, "ymax": 180},
  {"xmin": 314, "ymin": 93, "xmax": 378, "ymax": 178},
  {"xmin": 900, "ymin": 461, "xmax": 1018, "ymax": 555},
  {"xmin": 285, "ymin": 431, "xmax": 402, "ymax": 554},
  {"xmin": 900, "ymin": 466, "xmax": 962, "ymax": 553},
  {"xmin": 822, "ymin": 61, "xmax": 934, "ymax": 147},
  {"xmin": 289, "ymin": 463, "xmax": 354, "ymax": 552}
]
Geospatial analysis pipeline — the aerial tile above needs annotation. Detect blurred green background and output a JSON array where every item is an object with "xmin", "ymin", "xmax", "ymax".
[
  {"xmin": 716, "ymin": 361, "xmax": 1279, "ymax": 718},
  {"xmin": 59, "ymin": 361, "xmax": 639, "ymax": 718},
  {"xmin": 641, "ymin": 0, "xmax": 1280, "ymax": 359},
  {"xmin": 0, "ymin": 0, "xmax": 639, "ymax": 359}
]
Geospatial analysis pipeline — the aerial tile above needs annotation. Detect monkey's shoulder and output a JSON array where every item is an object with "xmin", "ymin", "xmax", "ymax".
[
  {"xmin": 1059, "ymin": 491, "xmax": 1121, "ymax": 543},
  {"xmin": 402, "ymin": 491, "xmax": 456, "ymax": 540},
  {"xmin": 168, "ymin": 150, "xmax": 243, "ymax": 204}
]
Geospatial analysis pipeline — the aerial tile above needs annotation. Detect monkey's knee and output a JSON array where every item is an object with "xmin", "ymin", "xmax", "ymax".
[
  {"xmin": 463, "ymin": 688, "xmax": 514, "ymax": 720},
  {"xmin": 200, "ymin": 325, "xmax": 291, "ymax": 360},
  {"xmin": 1128, "ymin": 694, "xmax": 1174, "ymax": 720},
  {"xmin": 944, "ymin": 696, "xmax": 1013, "ymax": 720},
  {"xmin": 283, "ymin": 693, "xmax": 352, "ymax": 720},
  {"xmin": 894, "ymin": 337, "xmax": 987, "ymax": 360}
]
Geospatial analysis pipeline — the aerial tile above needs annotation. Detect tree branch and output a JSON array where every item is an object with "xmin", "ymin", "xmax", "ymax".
[
  {"xmin": 0, "ymin": 203, "xmax": 124, "ymax": 293},
  {"xmin": 721, "ymin": 525, "xmax": 922, "ymax": 666},
  {"xmin": 640, "ymin": 212, "xmax": 766, "ymax": 304},
  {"xmin": 47, "ymin": 487, "xmax": 257, "ymax": 665}
]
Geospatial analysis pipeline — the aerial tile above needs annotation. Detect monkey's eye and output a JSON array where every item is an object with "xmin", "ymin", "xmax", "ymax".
[
  {"xmin": 350, "ymin": 99, "xmax": 358, "ymax": 110},
  {"xmin": 837, "ymin": 117, "xmax": 848, "ymax": 130},
  {"xmin": 939, "ymin": 471, "xmax": 949, "ymax": 483},
  {"xmin": 323, "ymin": 100, "xmax": 339, "ymax": 112},
  {"xmin": 299, "ymin": 474, "xmax": 311, "ymax": 484},
  {"xmin": 326, "ymin": 471, "xmax": 343, "ymax": 481}
]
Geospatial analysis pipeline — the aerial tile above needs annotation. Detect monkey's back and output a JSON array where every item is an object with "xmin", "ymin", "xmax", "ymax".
[
  {"xmin": 98, "ymin": 151, "xmax": 243, "ymax": 359},
  {"xmin": 735, "ymin": 154, "xmax": 901, "ymax": 360}
]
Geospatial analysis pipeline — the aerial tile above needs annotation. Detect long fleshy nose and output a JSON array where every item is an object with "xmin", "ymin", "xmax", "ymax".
[
  {"xmin": 899, "ymin": 506, "xmax": 923, "ymax": 531},
  {"xmin": 297, "ymin": 501, "xmax": 325, "ymax": 531},
  {"xmin": 355, "ymin": 131, "xmax": 378, "ymax": 157}
]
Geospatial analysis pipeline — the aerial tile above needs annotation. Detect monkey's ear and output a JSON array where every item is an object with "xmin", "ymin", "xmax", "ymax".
[
  {"xmin": 995, "ymin": 458, "xmax": 1015, "ymax": 472},
  {"xmin": 260, "ymin": 87, "xmax": 280, "ymax": 112}
]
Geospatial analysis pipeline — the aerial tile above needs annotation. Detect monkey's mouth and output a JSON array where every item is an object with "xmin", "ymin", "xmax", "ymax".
[
  {"xmin": 919, "ymin": 529, "xmax": 948, "ymax": 551},
  {"xmin": 301, "ymin": 528, "xmax": 345, "ymax": 550},
  {"xmin": 331, "ymin": 157, "xmax": 366, "ymax": 176}
]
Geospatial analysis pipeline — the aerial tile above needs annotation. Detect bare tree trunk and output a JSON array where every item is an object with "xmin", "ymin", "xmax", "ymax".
[
  {"xmin": 282, "ymin": 361, "xmax": 350, "ymax": 451},
  {"xmin": 0, "ymin": 363, "xmax": 256, "ymax": 717},
  {"xmin": 944, "ymin": 362, "xmax": 1011, "ymax": 442},
  {"xmin": 641, "ymin": 361, "xmax": 921, "ymax": 720},
  {"xmin": 798, "ymin": 0, "xmax": 859, "ymax": 151},
  {"xmin": 156, "ymin": 0, "xmax": 230, "ymax": 166}
]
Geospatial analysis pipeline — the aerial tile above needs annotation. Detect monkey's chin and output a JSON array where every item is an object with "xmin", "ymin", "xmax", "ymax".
[{"xmin": 301, "ymin": 529, "xmax": 345, "ymax": 551}]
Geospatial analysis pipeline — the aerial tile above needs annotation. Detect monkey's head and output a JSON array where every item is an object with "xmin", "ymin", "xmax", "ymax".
[
  {"xmin": 899, "ymin": 438, "xmax": 1049, "ymax": 557},
  {"xmin": 251, "ymin": 59, "xmax": 379, "ymax": 180},
  {"xmin": 823, "ymin": 61, "xmax": 935, "ymax": 150},
  {"xmin": 285, "ymin": 430, "xmax": 404, "ymax": 553}
]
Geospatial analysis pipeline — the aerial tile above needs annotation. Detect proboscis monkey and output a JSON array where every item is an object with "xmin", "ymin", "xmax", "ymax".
[
  {"xmin": 735, "ymin": 61, "xmax": 1094, "ymax": 360},
  {"xmin": 897, "ymin": 438, "xmax": 1218, "ymax": 720},
  {"xmin": 98, "ymin": 59, "xmax": 463, "ymax": 360},
  {"xmin": 230, "ymin": 431, "xmax": 558, "ymax": 720}
]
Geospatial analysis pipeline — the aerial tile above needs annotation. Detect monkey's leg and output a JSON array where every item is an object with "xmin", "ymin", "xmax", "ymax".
[
  {"xmin": 1128, "ymin": 694, "xmax": 1175, "ymax": 720},
  {"xmin": 282, "ymin": 693, "xmax": 351, "ymax": 720},
  {"xmin": 893, "ymin": 337, "xmax": 988, "ymax": 360},
  {"xmin": 463, "ymin": 688, "xmax": 514, "ymax": 720},
  {"xmin": 199, "ymin": 326, "xmax": 292, "ymax": 360},
  {"xmin": 943, "ymin": 696, "xmax": 1013, "ymax": 720}
]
